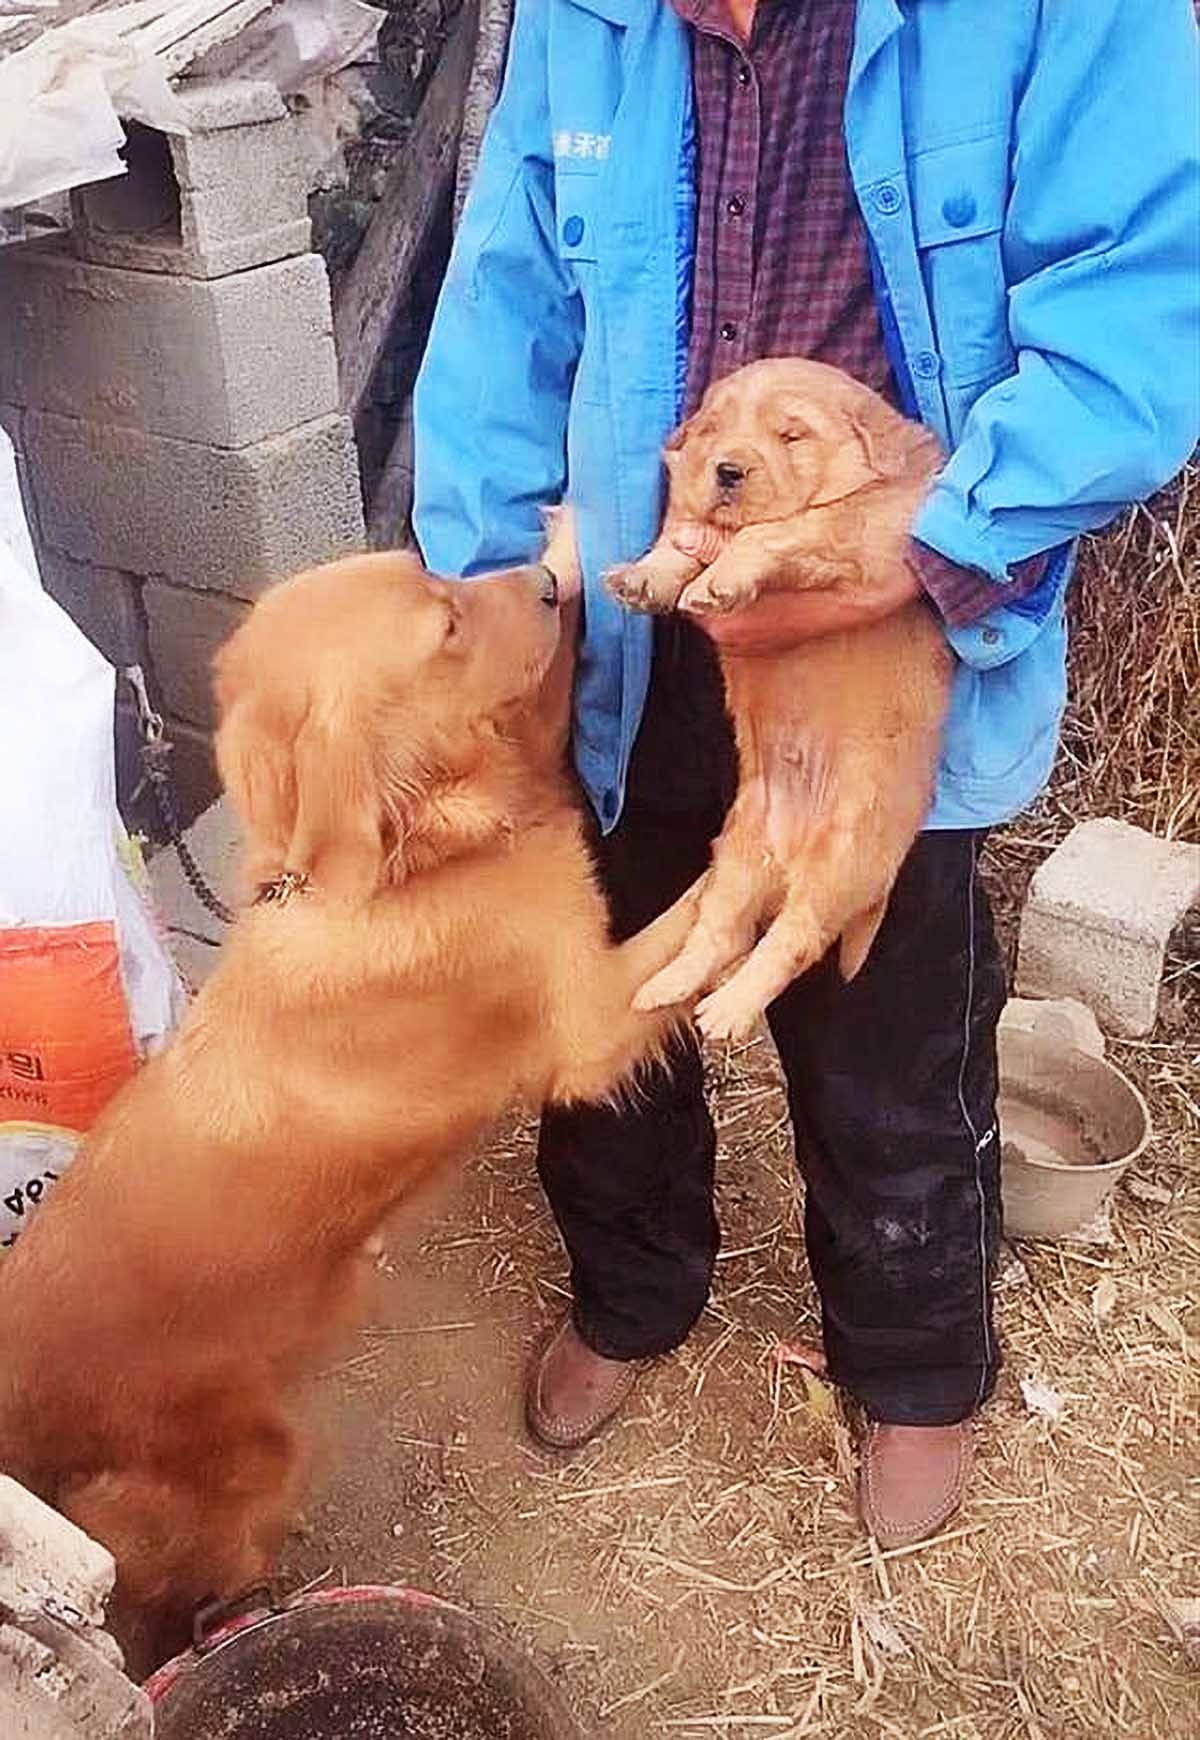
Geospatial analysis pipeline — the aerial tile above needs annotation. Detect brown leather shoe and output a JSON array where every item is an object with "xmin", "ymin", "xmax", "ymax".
[
  {"xmin": 525, "ymin": 1317, "xmax": 647, "ymax": 1450},
  {"xmin": 858, "ymin": 1420, "xmax": 974, "ymax": 1549}
]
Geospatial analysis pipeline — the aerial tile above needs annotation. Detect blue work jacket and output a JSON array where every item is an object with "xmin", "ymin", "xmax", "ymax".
[{"xmin": 415, "ymin": 0, "xmax": 1200, "ymax": 831}]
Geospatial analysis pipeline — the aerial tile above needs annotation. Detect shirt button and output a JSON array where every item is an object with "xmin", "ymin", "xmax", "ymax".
[
  {"xmin": 726, "ymin": 194, "xmax": 745, "ymax": 217},
  {"xmin": 562, "ymin": 214, "xmax": 585, "ymax": 247},
  {"xmin": 942, "ymin": 192, "xmax": 977, "ymax": 229},
  {"xmin": 981, "ymin": 626, "xmax": 1002, "ymax": 646},
  {"xmin": 873, "ymin": 181, "xmax": 903, "ymax": 215},
  {"xmin": 736, "ymin": 63, "xmax": 751, "ymax": 86},
  {"xmin": 913, "ymin": 350, "xmax": 941, "ymax": 379},
  {"xmin": 719, "ymin": 321, "xmax": 738, "ymax": 342}
]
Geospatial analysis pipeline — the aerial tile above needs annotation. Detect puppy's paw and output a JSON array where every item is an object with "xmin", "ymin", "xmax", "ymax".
[
  {"xmin": 679, "ymin": 572, "xmax": 759, "ymax": 616},
  {"xmin": 606, "ymin": 561, "xmax": 686, "ymax": 615},
  {"xmin": 694, "ymin": 979, "xmax": 762, "ymax": 1044},
  {"xmin": 633, "ymin": 954, "xmax": 708, "ymax": 1013}
]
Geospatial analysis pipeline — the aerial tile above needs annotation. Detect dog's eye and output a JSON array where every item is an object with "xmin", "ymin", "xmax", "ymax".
[{"xmin": 781, "ymin": 430, "xmax": 807, "ymax": 445}]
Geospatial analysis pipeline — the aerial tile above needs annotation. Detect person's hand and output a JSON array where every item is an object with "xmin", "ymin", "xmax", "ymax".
[{"xmin": 669, "ymin": 522, "xmax": 923, "ymax": 656}]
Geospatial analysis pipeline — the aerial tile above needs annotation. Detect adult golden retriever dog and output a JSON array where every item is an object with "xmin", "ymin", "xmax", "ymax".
[
  {"xmin": 608, "ymin": 358, "xmax": 953, "ymax": 1040},
  {"xmin": 0, "ymin": 522, "xmax": 696, "ymax": 1662}
]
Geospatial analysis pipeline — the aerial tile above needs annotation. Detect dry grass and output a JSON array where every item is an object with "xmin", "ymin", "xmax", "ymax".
[{"xmin": 287, "ymin": 487, "xmax": 1199, "ymax": 1737}]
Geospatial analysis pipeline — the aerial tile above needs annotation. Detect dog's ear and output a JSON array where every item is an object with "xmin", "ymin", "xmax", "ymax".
[
  {"xmin": 216, "ymin": 654, "xmax": 388, "ymax": 904},
  {"xmin": 283, "ymin": 701, "xmax": 388, "ymax": 902}
]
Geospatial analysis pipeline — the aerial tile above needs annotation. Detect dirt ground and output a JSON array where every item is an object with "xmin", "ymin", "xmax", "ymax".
[{"xmin": 280, "ymin": 849, "xmax": 1199, "ymax": 1740}]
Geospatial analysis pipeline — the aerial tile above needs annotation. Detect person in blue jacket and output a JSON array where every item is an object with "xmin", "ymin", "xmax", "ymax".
[{"xmin": 414, "ymin": 0, "xmax": 1199, "ymax": 1545}]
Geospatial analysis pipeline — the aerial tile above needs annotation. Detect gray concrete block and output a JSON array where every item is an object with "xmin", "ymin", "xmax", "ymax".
[
  {"xmin": 148, "ymin": 797, "xmax": 242, "ymax": 943},
  {"xmin": 36, "ymin": 550, "xmax": 146, "ymax": 666},
  {"xmin": 0, "ymin": 242, "xmax": 339, "ymax": 447},
  {"xmin": 0, "ymin": 1475, "xmax": 114, "ymax": 1624},
  {"xmin": 72, "ymin": 80, "xmax": 309, "ymax": 279},
  {"xmin": 0, "ymin": 1615, "xmax": 152, "ymax": 1739},
  {"xmin": 999, "ymin": 996, "xmax": 1105, "ymax": 1060},
  {"xmin": 1016, "ymin": 819, "xmax": 1200, "ymax": 1036},
  {"xmin": 16, "ymin": 408, "xmax": 364, "ymax": 595},
  {"xmin": 144, "ymin": 580, "xmax": 247, "ymax": 728}
]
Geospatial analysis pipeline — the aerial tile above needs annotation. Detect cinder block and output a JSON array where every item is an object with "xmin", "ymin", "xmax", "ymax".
[
  {"xmin": 116, "ymin": 702, "xmax": 221, "ymax": 837},
  {"xmin": 0, "ymin": 1476, "xmax": 115, "ymax": 1623},
  {"xmin": 0, "ymin": 241, "xmax": 340, "ymax": 447},
  {"xmin": 71, "ymin": 80, "xmax": 309, "ymax": 279},
  {"xmin": 36, "ymin": 550, "xmax": 146, "ymax": 666},
  {"xmin": 999, "ymin": 996, "xmax": 1105, "ymax": 1060},
  {"xmin": 148, "ymin": 797, "xmax": 242, "ymax": 944},
  {"xmin": 144, "ymin": 580, "xmax": 247, "ymax": 728},
  {"xmin": 15, "ymin": 408, "xmax": 364, "ymax": 595},
  {"xmin": 1016, "ymin": 819, "xmax": 1200, "ymax": 1036}
]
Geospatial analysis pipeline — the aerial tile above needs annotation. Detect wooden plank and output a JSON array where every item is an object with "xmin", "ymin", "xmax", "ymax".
[
  {"xmin": 367, "ymin": 397, "xmax": 416, "ymax": 550},
  {"xmin": 333, "ymin": 0, "xmax": 478, "ymax": 417}
]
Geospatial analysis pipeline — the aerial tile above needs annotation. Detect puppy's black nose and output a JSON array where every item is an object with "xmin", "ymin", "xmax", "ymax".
[
  {"xmin": 715, "ymin": 460, "xmax": 745, "ymax": 490},
  {"xmin": 537, "ymin": 565, "xmax": 559, "ymax": 607}
]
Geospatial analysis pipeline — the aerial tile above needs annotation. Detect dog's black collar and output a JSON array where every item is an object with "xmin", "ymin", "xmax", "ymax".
[{"xmin": 253, "ymin": 870, "xmax": 311, "ymax": 907}]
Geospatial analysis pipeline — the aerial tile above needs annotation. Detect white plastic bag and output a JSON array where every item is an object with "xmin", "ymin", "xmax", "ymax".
[{"xmin": 0, "ymin": 427, "xmax": 185, "ymax": 1248}]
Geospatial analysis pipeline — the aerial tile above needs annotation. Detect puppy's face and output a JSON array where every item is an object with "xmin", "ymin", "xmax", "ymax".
[
  {"xmin": 664, "ymin": 359, "xmax": 916, "ymax": 530},
  {"xmin": 213, "ymin": 553, "xmax": 562, "ymax": 899}
]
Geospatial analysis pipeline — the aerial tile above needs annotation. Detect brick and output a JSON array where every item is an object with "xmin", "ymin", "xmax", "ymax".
[
  {"xmin": 0, "ymin": 1476, "xmax": 114, "ymax": 1623},
  {"xmin": 15, "ymin": 408, "xmax": 364, "ymax": 595},
  {"xmin": 71, "ymin": 80, "xmax": 309, "ymax": 280},
  {"xmin": 0, "ymin": 242, "xmax": 339, "ymax": 447},
  {"xmin": 1016, "ymin": 819, "xmax": 1200, "ymax": 1036},
  {"xmin": 144, "ymin": 581, "xmax": 247, "ymax": 728},
  {"xmin": 35, "ymin": 550, "xmax": 146, "ymax": 667},
  {"xmin": 998, "ymin": 996, "xmax": 1105, "ymax": 1060}
]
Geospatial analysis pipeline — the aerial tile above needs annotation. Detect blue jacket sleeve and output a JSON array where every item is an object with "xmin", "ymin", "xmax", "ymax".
[
  {"xmin": 413, "ymin": 1, "xmax": 583, "ymax": 577},
  {"xmin": 914, "ymin": 0, "xmax": 1200, "ymax": 671}
]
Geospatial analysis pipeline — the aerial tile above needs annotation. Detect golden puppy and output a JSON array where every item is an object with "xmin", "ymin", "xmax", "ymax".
[
  {"xmin": 608, "ymin": 358, "xmax": 953, "ymax": 1040},
  {"xmin": 0, "ymin": 523, "xmax": 696, "ymax": 1664}
]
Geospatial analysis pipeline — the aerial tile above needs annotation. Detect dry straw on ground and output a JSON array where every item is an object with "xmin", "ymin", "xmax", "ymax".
[{"xmin": 291, "ymin": 484, "xmax": 1199, "ymax": 1739}]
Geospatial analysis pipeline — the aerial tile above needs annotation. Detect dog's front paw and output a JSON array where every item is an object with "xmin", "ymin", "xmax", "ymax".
[{"xmin": 606, "ymin": 561, "xmax": 687, "ymax": 615}]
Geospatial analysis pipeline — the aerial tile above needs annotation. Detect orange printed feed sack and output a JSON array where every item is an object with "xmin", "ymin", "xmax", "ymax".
[{"xmin": 0, "ymin": 923, "xmax": 138, "ymax": 1248}]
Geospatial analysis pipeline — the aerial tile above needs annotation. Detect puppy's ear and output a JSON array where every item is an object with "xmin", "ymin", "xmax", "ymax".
[
  {"xmin": 846, "ymin": 397, "xmax": 926, "ymax": 482},
  {"xmin": 663, "ymin": 415, "xmax": 694, "ymax": 455}
]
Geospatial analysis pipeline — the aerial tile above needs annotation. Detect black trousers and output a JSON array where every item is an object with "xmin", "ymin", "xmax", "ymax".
[{"xmin": 537, "ymin": 621, "xmax": 1007, "ymax": 1425}]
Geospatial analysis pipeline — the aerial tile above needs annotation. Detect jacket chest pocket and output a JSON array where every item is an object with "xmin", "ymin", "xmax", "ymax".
[
  {"xmin": 908, "ymin": 129, "xmax": 1014, "ymax": 389},
  {"xmin": 554, "ymin": 160, "xmax": 603, "ymax": 267}
]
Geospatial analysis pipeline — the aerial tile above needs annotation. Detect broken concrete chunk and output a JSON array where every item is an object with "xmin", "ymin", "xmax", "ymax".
[{"xmin": 999, "ymin": 995, "xmax": 1105, "ymax": 1059}]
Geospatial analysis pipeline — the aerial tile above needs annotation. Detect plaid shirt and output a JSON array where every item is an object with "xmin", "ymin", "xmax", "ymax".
[{"xmin": 672, "ymin": 0, "xmax": 1044, "ymax": 626}]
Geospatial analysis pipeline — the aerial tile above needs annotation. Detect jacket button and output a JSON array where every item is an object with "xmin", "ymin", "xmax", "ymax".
[
  {"xmin": 719, "ymin": 321, "xmax": 738, "ymax": 342},
  {"xmin": 942, "ymin": 192, "xmax": 977, "ymax": 229},
  {"xmin": 563, "ymin": 214, "xmax": 585, "ymax": 247},
  {"xmin": 913, "ymin": 350, "xmax": 941, "ymax": 379},
  {"xmin": 873, "ymin": 181, "xmax": 903, "ymax": 215},
  {"xmin": 726, "ymin": 194, "xmax": 745, "ymax": 217}
]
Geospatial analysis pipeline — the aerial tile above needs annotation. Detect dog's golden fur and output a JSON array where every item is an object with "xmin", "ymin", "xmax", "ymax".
[
  {"xmin": 0, "ymin": 526, "xmax": 695, "ymax": 1662},
  {"xmin": 609, "ymin": 358, "xmax": 954, "ymax": 1039}
]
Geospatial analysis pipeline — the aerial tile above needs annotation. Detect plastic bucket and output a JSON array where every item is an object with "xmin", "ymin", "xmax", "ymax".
[
  {"xmin": 998, "ymin": 1028, "xmax": 1151, "ymax": 1239},
  {"xmin": 145, "ymin": 1584, "xmax": 582, "ymax": 1739}
]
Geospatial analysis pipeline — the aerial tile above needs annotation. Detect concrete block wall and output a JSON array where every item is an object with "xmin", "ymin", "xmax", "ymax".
[{"xmin": 0, "ymin": 76, "xmax": 364, "ymax": 825}]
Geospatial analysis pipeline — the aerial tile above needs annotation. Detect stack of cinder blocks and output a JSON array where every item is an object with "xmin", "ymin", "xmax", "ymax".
[{"xmin": 0, "ymin": 79, "xmax": 364, "ymax": 818}]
